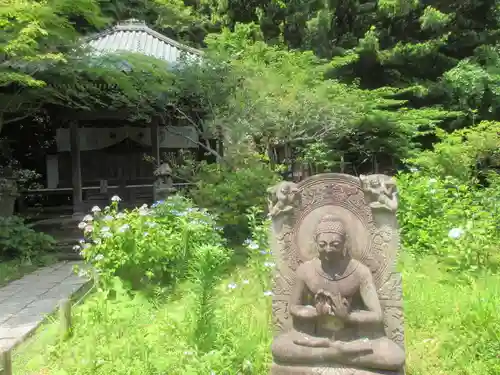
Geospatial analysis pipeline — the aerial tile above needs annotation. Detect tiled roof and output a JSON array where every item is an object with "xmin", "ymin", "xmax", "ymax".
[{"xmin": 85, "ymin": 19, "xmax": 202, "ymax": 64}]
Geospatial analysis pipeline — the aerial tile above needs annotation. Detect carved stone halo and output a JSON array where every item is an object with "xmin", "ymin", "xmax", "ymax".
[{"xmin": 295, "ymin": 205, "xmax": 371, "ymax": 265}]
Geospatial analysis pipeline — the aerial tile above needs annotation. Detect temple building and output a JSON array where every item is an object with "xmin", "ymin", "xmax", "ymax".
[{"xmin": 38, "ymin": 19, "xmax": 204, "ymax": 214}]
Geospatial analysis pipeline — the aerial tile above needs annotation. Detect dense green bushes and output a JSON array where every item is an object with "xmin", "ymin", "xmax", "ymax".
[
  {"xmin": 188, "ymin": 153, "xmax": 280, "ymax": 243},
  {"xmin": 398, "ymin": 120, "xmax": 500, "ymax": 276},
  {"xmin": 398, "ymin": 172, "xmax": 500, "ymax": 274},
  {"xmin": 407, "ymin": 121, "xmax": 500, "ymax": 182},
  {"xmin": 35, "ymin": 201, "xmax": 274, "ymax": 374},
  {"xmin": 77, "ymin": 195, "xmax": 228, "ymax": 291},
  {"xmin": 0, "ymin": 215, "xmax": 55, "ymax": 260}
]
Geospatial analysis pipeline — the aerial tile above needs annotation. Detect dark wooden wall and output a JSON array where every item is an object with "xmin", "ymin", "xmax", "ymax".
[{"xmin": 58, "ymin": 139, "xmax": 155, "ymax": 187}]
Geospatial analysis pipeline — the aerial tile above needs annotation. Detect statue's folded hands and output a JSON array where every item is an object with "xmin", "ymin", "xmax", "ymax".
[{"xmin": 289, "ymin": 305, "xmax": 319, "ymax": 319}]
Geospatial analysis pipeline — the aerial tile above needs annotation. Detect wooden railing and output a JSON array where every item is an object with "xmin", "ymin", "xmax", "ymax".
[
  {"xmin": 19, "ymin": 182, "xmax": 194, "ymax": 194},
  {"xmin": 16, "ymin": 183, "xmax": 195, "ymax": 214}
]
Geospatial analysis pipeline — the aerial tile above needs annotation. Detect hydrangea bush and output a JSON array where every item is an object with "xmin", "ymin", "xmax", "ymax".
[
  {"xmin": 398, "ymin": 172, "xmax": 500, "ymax": 274},
  {"xmin": 75, "ymin": 195, "xmax": 226, "ymax": 290}
]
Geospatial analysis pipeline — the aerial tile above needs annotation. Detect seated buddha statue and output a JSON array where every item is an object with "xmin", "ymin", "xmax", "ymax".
[{"xmin": 271, "ymin": 215, "xmax": 405, "ymax": 372}]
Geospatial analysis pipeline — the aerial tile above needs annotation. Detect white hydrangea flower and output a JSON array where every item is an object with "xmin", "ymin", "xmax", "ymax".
[
  {"xmin": 83, "ymin": 214, "xmax": 93, "ymax": 222},
  {"xmin": 448, "ymin": 227, "xmax": 464, "ymax": 239},
  {"xmin": 119, "ymin": 224, "xmax": 130, "ymax": 232}
]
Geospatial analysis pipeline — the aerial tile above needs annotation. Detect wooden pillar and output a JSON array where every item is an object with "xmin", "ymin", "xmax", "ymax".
[
  {"xmin": 69, "ymin": 120, "xmax": 83, "ymax": 214},
  {"xmin": 59, "ymin": 298, "xmax": 72, "ymax": 341},
  {"xmin": 2, "ymin": 349, "xmax": 12, "ymax": 375},
  {"xmin": 151, "ymin": 118, "xmax": 160, "ymax": 202},
  {"xmin": 118, "ymin": 167, "xmax": 127, "ymax": 203}
]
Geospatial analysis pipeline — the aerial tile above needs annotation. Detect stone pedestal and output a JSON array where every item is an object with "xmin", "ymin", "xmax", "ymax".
[{"xmin": 271, "ymin": 364, "xmax": 402, "ymax": 375}]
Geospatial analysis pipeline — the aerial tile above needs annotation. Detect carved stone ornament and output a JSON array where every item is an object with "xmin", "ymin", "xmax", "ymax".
[
  {"xmin": 359, "ymin": 174, "xmax": 398, "ymax": 213},
  {"xmin": 269, "ymin": 173, "xmax": 405, "ymax": 375},
  {"xmin": 267, "ymin": 181, "xmax": 301, "ymax": 220}
]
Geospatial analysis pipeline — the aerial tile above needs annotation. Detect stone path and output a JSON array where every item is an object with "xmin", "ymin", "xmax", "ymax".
[{"xmin": 0, "ymin": 261, "xmax": 89, "ymax": 352}]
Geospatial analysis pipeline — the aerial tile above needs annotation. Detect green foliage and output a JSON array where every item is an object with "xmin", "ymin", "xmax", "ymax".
[
  {"xmin": 77, "ymin": 195, "xmax": 226, "ymax": 290},
  {"xmin": 407, "ymin": 121, "xmax": 500, "ymax": 181},
  {"xmin": 419, "ymin": 6, "xmax": 452, "ymax": 32},
  {"xmin": 398, "ymin": 172, "xmax": 500, "ymax": 274},
  {"xmin": 378, "ymin": 0, "xmax": 419, "ymax": 17},
  {"xmin": 14, "ymin": 207, "xmax": 274, "ymax": 375},
  {"xmin": 2, "ymin": 0, "xmax": 500, "ymax": 172},
  {"xmin": 0, "ymin": 215, "xmax": 55, "ymax": 260},
  {"xmin": 18, "ymin": 53, "xmax": 177, "ymax": 121},
  {"xmin": 188, "ymin": 153, "xmax": 280, "ymax": 242},
  {"xmin": 12, "ymin": 203, "xmax": 500, "ymax": 375},
  {"xmin": 185, "ymin": 243, "xmax": 230, "ymax": 352},
  {"xmin": 3, "ymin": 0, "xmax": 489, "ymax": 174},
  {"xmin": 442, "ymin": 60, "xmax": 493, "ymax": 111},
  {"xmin": 296, "ymin": 141, "xmax": 339, "ymax": 171},
  {"xmin": 0, "ymin": 0, "xmax": 106, "ymax": 87},
  {"xmin": 403, "ymin": 256, "xmax": 500, "ymax": 375},
  {"xmin": 203, "ymin": 26, "xmax": 452, "ymax": 170}
]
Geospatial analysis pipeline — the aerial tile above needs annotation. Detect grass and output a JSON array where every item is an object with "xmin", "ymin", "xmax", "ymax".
[
  {"xmin": 403, "ymin": 255, "xmax": 500, "ymax": 375},
  {"xmin": 13, "ymin": 260, "xmax": 272, "ymax": 375},
  {"xmin": 10, "ymin": 254, "xmax": 500, "ymax": 375},
  {"xmin": 0, "ymin": 254, "xmax": 57, "ymax": 287}
]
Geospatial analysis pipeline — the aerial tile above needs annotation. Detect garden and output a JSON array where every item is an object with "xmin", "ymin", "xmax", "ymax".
[
  {"xmin": 9, "ymin": 148, "xmax": 500, "ymax": 374},
  {"xmin": 2, "ymin": 0, "xmax": 500, "ymax": 374}
]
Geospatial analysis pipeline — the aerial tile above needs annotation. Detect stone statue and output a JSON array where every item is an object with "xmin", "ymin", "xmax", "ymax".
[
  {"xmin": 153, "ymin": 162, "xmax": 175, "ymax": 201},
  {"xmin": 359, "ymin": 175, "xmax": 398, "ymax": 212},
  {"xmin": 267, "ymin": 181, "xmax": 300, "ymax": 219},
  {"xmin": 269, "ymin": 173, "xmax": 405, "ymax": 375}
]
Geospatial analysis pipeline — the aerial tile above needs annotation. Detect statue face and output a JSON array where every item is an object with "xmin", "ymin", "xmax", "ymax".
[{"xmin": 316, "ymin": 232, "xmax": 345, "ymax": 261}]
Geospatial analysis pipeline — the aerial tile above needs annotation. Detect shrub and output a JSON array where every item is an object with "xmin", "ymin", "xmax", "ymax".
[
  {"xmin": 76, "ymin": 194, "xmax": 227, "ymax": 291},
  {"xmin": 407, "ymin": 120, "xmax": 500, "ymax": 182},
  {"xmin": 22, "ymin": 207, "xmax": 274, "ymax": 375},
  {"xmin": 0, "ymin": 215, "xmax": 55, "ymax": 260},
  {"xmin": 188, "ymin": 154, "xmax": 281, "ymax": 243},
  {"xmin": 398, "ymin": 172, "xmax": 500, "ymax": 274}
]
